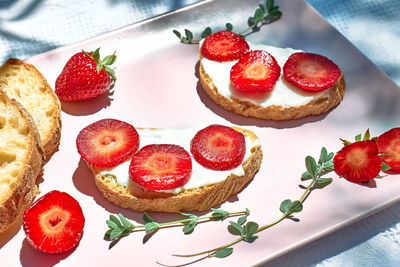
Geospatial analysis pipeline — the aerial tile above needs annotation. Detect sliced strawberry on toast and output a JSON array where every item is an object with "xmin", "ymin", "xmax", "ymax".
[
  {"xmin": 377, "ymin": 127, "xmax": 400, "ymax": 173},
  {"xmin": 230, "ymin": 50, "xmax": 281, "ymax": 94},
  {"xmin": 283, "ymin": 52, "xmax": 341, "ymax": 92},
  {"xmin": 76, "ymin": 118, "xmax": 139, "ymax": 167},
  {"xmin": 334, "ymin": 140, "xmax": 382, "ymax": 183},
  {"xmin": 23, "ymin": 191, "xmax": 85, "ymax": 253},
  {"xmin": 201, "ymin": 31, "xmax": 249, "ymax": 62},
  {"xmin": 129, "ymin": 144, "xmax": 192, "ymax": 190},
  {"xmin": 191, "ymin": 125, "xmax": 246, "ymax": 170}
]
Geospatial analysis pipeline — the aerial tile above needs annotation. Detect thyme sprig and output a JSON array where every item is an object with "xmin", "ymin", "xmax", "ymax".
[
  {"xmin": 173, "ymin": 0, "xmax": 282, "ymax": 44},
  {"xmin": 170, "ymin": 147, "xmax": 334, "ymax": 263},
  {"xmin": 105, "ymin": 208, "xmax": 249, "ymax": 241}
]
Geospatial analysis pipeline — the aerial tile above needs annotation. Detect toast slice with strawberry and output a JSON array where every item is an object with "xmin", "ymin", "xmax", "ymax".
[
  {"xmin": 0, "ymin": 89, "xmax": 45, "ymax": 233},
  {"xmin": 199, "ymin": 31, "xmax": 346, "ymax": 120},
  {"xmin": 77, "ymin": 119, "xmax": 262, "ymax": 212},
  {"xmin": 0, "ymin": 58, "xmax": 62, "ymax": 161}
]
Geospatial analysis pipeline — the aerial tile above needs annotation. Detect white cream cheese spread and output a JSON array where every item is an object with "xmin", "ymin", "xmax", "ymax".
[
  {"xmin": 98, "ymin": 127, "xmax": 259, "ymax": 194},
  {"xmin": 200, "ymin": 42, "xmax": 332, "ymax": 107}
]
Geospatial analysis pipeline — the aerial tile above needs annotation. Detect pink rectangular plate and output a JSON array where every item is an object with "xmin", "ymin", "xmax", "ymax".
[{"xmin": 1, "ymin": 0, "xmax": 400, "ymax": 266}]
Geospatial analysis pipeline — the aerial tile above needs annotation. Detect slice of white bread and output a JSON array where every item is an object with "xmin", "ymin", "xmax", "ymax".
[
  {"xmin": 88, "ymin": 126, "xmax": 262, "ymax": 213},
  {"xmin": 0, "ymin": 89, "xmax": 45, "ymax": 233},
  {"xmin": 0, "ymin": 58, "xmax": 61, "ymax": 161},
  {"xmin": 199, "ymin": 45, "xmax": 346, "ymax": 121}
]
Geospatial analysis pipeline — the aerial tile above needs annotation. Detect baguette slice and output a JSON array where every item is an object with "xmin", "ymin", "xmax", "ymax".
[
  {"xmin": 199, "ymin": 45, "xmax": 346, "ymax": 121},
  {"xmin": 88, "ymin": 126, "xmax": 262, "ymax": 213},
  {"xmin": 0, "ymin": 89, "xmax": 45, "ymax": 233},
  {"xmin": 0, "ymin": 58, "xmax": 62, "ymax": 161}
]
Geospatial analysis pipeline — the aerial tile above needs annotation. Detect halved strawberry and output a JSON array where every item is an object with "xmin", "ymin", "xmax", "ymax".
[
  {"xmin": 190, "ymin": 125, "xmax": 246, "ymax": 170},
  {"xmin": 334, "ymin": 140, "xmax": 382, "ymax": 183},
  {"xmin": 23, "ymin": 191, "xmax": 85, "ymax": 253},
  {"xmin": 377, "ymin": 127, "xmax": 400, "ymax": 173},
  {"xmin": 230, "ymin": 50, "xmax": 281, "ymax": 94},
  {"xmin": 283, "ymin": 52, "xmax": 341, "ymax": 92},
  {"xmin": 76, "ymin": 118, "xmax": 139, "ymax": 167},
  {"xmin": 201, "ymin": 31, "xmax": 250, "ymax": 62},
  {"xmin": 129, "ymin": 144, "xmax": 192, "ymax": 190}
]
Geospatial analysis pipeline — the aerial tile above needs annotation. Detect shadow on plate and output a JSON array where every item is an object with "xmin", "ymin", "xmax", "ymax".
[
  {"xmin": 19, "ymin": 238, "xmax": 76, "ymax": 267},
  {"xmin": 193, "ymin": 60, "xmax": 332, "ymax": 128},
  {"xmin": 60, "ymin": 86, "xmax": 114, "ymax": 116}
]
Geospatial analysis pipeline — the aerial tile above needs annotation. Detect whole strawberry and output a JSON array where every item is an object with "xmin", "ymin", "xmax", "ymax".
[{"xmin": 55, "ymin": 48, "xmax": 116, "ymax": 101}]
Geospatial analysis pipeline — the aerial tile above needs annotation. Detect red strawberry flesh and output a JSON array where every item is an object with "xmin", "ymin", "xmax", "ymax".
[
  {"xmin": 23, "ymin": 191, "xmax": 85, "ymax": 253},
  {"xmin": 378, "ymin": 127, "xmax": 400, "ymax": 173},
  {"xmin": 283, "ymin": 52, "xmax": 341, "ymax": 92},
  {"xmin": 190, "ymin": 125, "xmax": 246, "ymax": 170},
  {"xmin": 333, "ymin": 140, "xmax": 381, "ymax": 183},
  {"xmin": 76, "ymin": 118, "xmax": 139, "ymax": 167},
  {"xmin": 201, "ymin": 31, "xmax": 249, "ymax": 62},
  {"xmin": 129, "ymin": 144, "xmax": 192, "ymax": 190},
  {"xmin": 230, "ymin": 50, "xmax": 281, "ymax": 94}
]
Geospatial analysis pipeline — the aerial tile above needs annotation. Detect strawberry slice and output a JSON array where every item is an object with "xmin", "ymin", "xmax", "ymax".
[
  {"xmin": 377, "ymin": 127, "xmax": 400, "ymax": 173},
  {"xmin": 201, "ymin": 31, "xmax": 250, "ymax": 62},
  {"xmin": 230, "ymin": 50, "xmax": 281, "ymax": 94},
  {"xmin": 76, "ymin": 118, "xmax": 139, "ymax": 167},
  {"xmin": 283, "ymin": 52, "xmax": 341, "ymax": 92},
  {"xmin": 23, "ymin": 191, "xmax": 85, "ymax": 253},
  {"xmin": 333, "ymin": 140, "xmax": 382, "ymax": 183},
  {"xmin": 190, "ymin": 125, "xmax": 246, "ymax": 170},
  {"xmin": 129, "ymin": 144, "xmax": 192, "ymax": 190}
]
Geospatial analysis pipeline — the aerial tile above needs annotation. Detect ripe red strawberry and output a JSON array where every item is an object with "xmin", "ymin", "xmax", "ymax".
[
  {"xmin": 190, "ymin": 125, "xmax": 246, "ymax": 170},
  {"xmin": 23, "ymin": 190, "xmax": 85, "ymax": 253},
  {"xmin": 334, "ymin": 140, "xmax": 382, "ymax": 183},
  {"xmin": 201, "ymin": 31, "xmax": 250, "ymax": 62},
  {"xmin": 377, "ymin": 127, "xmax": 400, "ymax": 173},
  {"xmin": 283, "ymin": 52, "xmax": 341, "ymax": 92},
  {"xmin": 55, "ymin": 48, "xmax": 116, "ymax": 101},
  {"xmin": 230, "ymin": 50, "xmax": 281, "ymax": 94},
  {"xmin": 76, "ymin": 118, "xmax": 139, "ymax": 167},
  {"xmin": 129, "ymin": 144, "xmax": 192, "ymax": 190}
]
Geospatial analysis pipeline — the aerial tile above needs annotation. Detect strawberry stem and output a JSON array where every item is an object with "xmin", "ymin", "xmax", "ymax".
[{"xmin": 82, "ymin": 48, "xmax": 117, "ymax": 81}]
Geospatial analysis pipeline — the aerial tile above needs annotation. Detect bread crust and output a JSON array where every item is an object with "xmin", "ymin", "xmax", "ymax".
[
  {"xmin": 91, "ymin": 127, "xmax": 262, "ymax": 213},
  {"xmin": 199, "ymin": 61, "xmax": 346, "ymax": 121},
  {"xmin": 0, "ymin": 89, "xmax": 45, "ymax": 233},
  {"xmin": 0, "ymin": 58, "xmax": 62, "ymax": 162}
]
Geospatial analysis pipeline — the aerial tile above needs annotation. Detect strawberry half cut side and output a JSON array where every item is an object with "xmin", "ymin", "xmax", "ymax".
[
  {"xmin": 377, "ymin": 127, "xmax": 400, "ymax": 173},
  {"xmin": 190, "ymin": 125, "xmax": 246, "ymax": 170},
  {"xmin": 230, "ymin": 50, "xmax": 281, "ymax": 94},
  {"xmin": 333, "ymin": 140, "xmax": 382, "ymax": 183},
  {"xmin": 76, "ymin": 118, "xmax": 139, "ymax": 167},
  {"xmin": 283, "ymin": 52, "xmax": 341, "ymax": 92},
  {"xmin": 23, "ymin": 191, "xmax": 85, "ymax": 253},
  {"xmin": 201, "ymin": 31, "xmax": 250, "ymax": 62},
  {"xmin": 129, "ymin": 144, "xmax": 192, "ymax": 190}
]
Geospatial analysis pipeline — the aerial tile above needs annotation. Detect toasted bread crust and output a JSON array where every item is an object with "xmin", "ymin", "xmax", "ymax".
[
  {"xmin": 199, "ymin": 62, "xmax": 346, "ymax": 120},
  {"xmin": 0, "ymin": 58, "xmax": 62, "ymax": 161},
  {"xmin": 0, "ymin": 89, "xmax": 45, "ymax": 233},
  {"xmin": 91, "ymin": 127, "xmax": 262, "ymax": 213}
]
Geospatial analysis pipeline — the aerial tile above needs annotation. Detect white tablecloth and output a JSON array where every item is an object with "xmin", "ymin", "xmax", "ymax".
[{"xmin": 0, "ymin": 0, "xmax": 399, "ymax": 266}]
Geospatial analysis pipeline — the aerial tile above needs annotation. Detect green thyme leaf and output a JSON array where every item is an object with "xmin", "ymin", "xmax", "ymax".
[
  {"xmin": 244, "ymin": 222, "xmax": 258, "ymax": 237},
  {"xmin": 183, "ymin": 218, "xmax": 198, "ymax": 234},
  {"xmin": 258, "ymin": 3, "xmax": 265, "ymax": 13},
  {"xmin": 280, "ymin": 199, "xmax": 292, "ymax": 214},
  {"xmin": 145, "ymin": 222, "xmax": 159, "ymax": 234},
  {"xmin": 107, "ymin": 217, "xmax": 120, "ymax": 229},
  {"xmin": 248, "ymin": 16, "xmax": 255, "ymax": 26},
  {"xmin": 228, "ymin": 221, "xmax": 244, "ymax": 236},
  {"xmin": 382, "ymin": 162, "xmax": 391, "ymax": 171},
  {"xmin": 105, "ymin": 229, "xmax": 112, "ymax": 239},
  {"xmin": 301, "ymin": 171, "xmax": 313, "ymax": 181},
  {"xmin": 110, "ymin": 228, "xmax": 123, "ymax": 240},
  {"xmin": 288, "ymin": 200, "xmax": 303, "ymax": 214},
  {"xmin": 269, "ymin": 10, "xmax": 282, "ymax": 17},
  {"xmin": 211, "ymin": 208, "xmax": 229, "ymax": 220},
  {"xmin": 327, "ymin": 152, "xmax": 334, "ymax": 161},
  {"xmin": 237, "ymin": 214, "xmax": 248, "ymax": 225},
  {"xmin": 322, "ymin": 161, "xmax": 334, "ymax": 172},
  {"xmin": 319, "ymin": 147, "xmax": 328, "ymax": 163},
  {"xmin": 184, "ymin": 29, "xmax": 193, "ymax": 40},
  {"xmin": 266, "ymin": 0, "xmax": 274, "ymax": 11},
  {"xmin": 254, "ymin": 8, "xmax": 264, "ymax": 22},
  {"xmin": 315, "ymin": 177, "xmax": 333, "ymax": 188},
  {"xmin": 226, "ymin": 23, "xmax": 233, "ymax": 31},
  {"xmin": 173, "ymin": 30, "xmax": 181, "ymax": 39},
  {"xmin": 201, "ymin": 27, "xmax": 212, "ymax": 38},
  {"xmin": 143, "ymin": 213, "xmax": 154, "ymax": 224},
  {"xmin": 212, "ymin": 247, "xmax": 233, "ymax": 258},
  {"xmin": 305, "ymin": 156, "xmax": 318, "ymax": 179},
  {"xmin": 181, "ymin": 212, "xmax": 197, "ymax": 219},
  {"xmin": 118, "ymin": 214, "xmax": 134, "ymax": 228}
]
